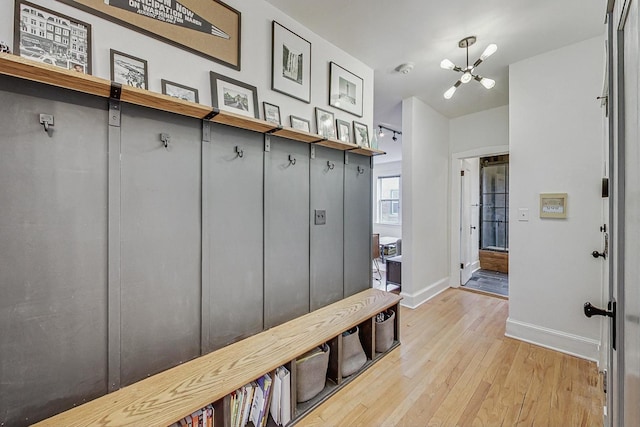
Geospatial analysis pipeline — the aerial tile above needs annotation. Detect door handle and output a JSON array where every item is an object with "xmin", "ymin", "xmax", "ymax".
[
  {"xmin": 584, "ymin": 301, "xmax": 616, "ymax": 350},
  {"xmin": 591, "ymin": 250, "xmax": 606, "ymax": 259},
  {"xmin": 583, "ymin": 302, "xmax": 613, "ymax": 318}
]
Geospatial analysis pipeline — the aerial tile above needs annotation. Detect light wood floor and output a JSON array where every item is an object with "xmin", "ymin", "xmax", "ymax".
[{"xmin": 297, "ymin": 289, "xmax": 604, "ymax": 427}]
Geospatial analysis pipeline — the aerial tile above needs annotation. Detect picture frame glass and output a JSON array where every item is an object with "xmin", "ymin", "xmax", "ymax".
[
  {"xmin": 315, "ymin": 108, "xmax": 336, "ymax": 139},
  {"xmin": 162, "ymin": 79, "xmax": 199, "ymax": 103},
  {"xmin": 56, "ymin": 0, "xmax": 240, "ymax": 70},
  {"xmin": 14, "ymin": 0, "xmax": 92, "ymax": 73},
  {"xmin": 329, "ymin": 62, "xmax": 363, "ymax": 117},
  {"xmin": 263, "ymin": 103, "xmax": 281, "ymax": 125},
  {"xmin": 210, "ymin": 72, "xmax": 259, "ymax": 119},
  {"xmin": 272, "ymin": 22, "xmax": 311, "ymax": 103},
  {"xmin": 353, "ymin": 122, "xmax": 369, "ymax": 147},
  {"xmin": 290, "ymin": 116, "xmax": 310, "ymax": 132},
  {"xmin": 336, "ymin": 120, "xmax": 351, "ymax": 143},
  {"xmin": 111, "ymin": 50, "xmax": 147, "ymax": 89}
]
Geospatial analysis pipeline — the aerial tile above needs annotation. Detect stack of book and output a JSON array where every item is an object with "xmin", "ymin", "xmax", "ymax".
[
  {"xmin": 229, "ymin": 373, "xmax": 272, "ymax": 427},
  {"xmin": 169, "ymin": 404, "xmax": 214, "ymax": 427}
]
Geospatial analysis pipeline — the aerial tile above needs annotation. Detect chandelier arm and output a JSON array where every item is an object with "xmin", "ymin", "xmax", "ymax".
[
  {"xmin": 453, "ymin": 66, "xmax": 463, "ymax": 73},
  {"xmin": 473, "ymin": 58, "xmax": 483, "ymax": 68}
]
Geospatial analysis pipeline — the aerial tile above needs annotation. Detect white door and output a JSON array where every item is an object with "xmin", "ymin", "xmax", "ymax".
[
  {"xmin": 460, "ymin": 162, "xmax": 473, "ymax": 285},
  {"xmin": 621, "ymin": 1, "xmax": 640, "ymax": 424},
  {"xmin": 603, "ymin": 1, "xmax": 640, "ymax": 425}
]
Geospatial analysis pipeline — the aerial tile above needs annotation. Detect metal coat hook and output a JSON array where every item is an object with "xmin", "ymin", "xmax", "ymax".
[
  {"xmin": 327, "ymin": 161, "xmax": 335, "ymax": 170},
  {"xmin": 235, "ymin": 146, "xmax": 244, "ymax": 158},
  {"xmin": 39, "ymin": 114, "xmax": 54, "ymax": 135},
  {"xmin": 288, "ymin": 154, "xmax": 296, "ymax": 165},
  {"xmin": 160, "ymin": 133, "xmax": 171, "ymax": 150},
  {"xmin": 357, "ymin": 165, "xmax": 365, "ymax": 174}
]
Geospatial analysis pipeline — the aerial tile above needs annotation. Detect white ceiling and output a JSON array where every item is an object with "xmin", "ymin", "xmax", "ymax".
[{"xmin": 263, "ymin": 0, "xmax": 606, "ymax": 126}]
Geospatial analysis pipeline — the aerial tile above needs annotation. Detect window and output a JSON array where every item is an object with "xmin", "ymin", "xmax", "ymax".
[
  {"xmin": 377, "ymin": 175, "xmax": 401, "ymax": 225},
  {"xmin": 480, "ymin": 155, "xmax": 509, "ymax": 251}
]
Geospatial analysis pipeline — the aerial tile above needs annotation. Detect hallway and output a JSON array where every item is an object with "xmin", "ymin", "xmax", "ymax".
[{"xmin": 297, "ymin": 289, "xmax": 604, "ymax": 426}]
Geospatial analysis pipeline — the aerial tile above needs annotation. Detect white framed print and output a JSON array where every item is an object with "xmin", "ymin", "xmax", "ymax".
[{"xmin": 272, "ymin": 21, "xmax": 311, "ymax": 103}]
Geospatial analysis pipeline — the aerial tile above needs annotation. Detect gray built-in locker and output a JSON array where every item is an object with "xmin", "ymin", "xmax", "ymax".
[
  {"xmin": 264, "ymin": 136, "xmax": 310, "ymax": 328},
  {"xmin": 344, "ymin": 153, "xmax": 373, "ymax": 297},
  {"xmin": 204, "ymin": 124, "xmax": 264, "ymax": 352},
  {"xmin": 0, "ymin": 74, "xmax": 374, "ymax": 425},
  {"xmin": 310, "ymin": 145, "xmax": 345, "ymax": 310},
  {"xmin": 119, "ymin": 105, "xmax": 202, "ymax": 386},
  {"xmin": 0, "ymin": 77, "xmax": 109, "ymax": 425}
]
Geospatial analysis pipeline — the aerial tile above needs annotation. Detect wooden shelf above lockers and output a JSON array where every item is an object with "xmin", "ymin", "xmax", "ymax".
[{"xmin": 0, "ymin": 53, "xmax": 385, "ymax": 157}]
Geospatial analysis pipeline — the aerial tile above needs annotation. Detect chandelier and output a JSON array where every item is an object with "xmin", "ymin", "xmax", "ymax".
[{"xmin": 440, "ymin": 36, "xmax": 497, "ymax": 99}]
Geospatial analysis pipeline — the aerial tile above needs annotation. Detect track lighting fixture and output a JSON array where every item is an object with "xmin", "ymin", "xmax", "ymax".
[
  {"xmin": 441, "ymin": 36, "xmax": 497, "ymax": 99},
  {"xmin": 377, "ymin": 125, "xmax": 402, "ymax": 142}
]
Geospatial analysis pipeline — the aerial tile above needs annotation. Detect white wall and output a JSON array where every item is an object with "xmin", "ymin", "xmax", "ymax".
[
  {"xmin": 401, "ymin": 97, "xmax": 450, "ymax": 308},
  {"xmin": 448, "ymin": 107, "xmax": 509, "ymax": 286},
  {"xmin": 372, "ymin": 160, "xmax": 402, "ymax": 239},
  {"xmin": 1, "ymin": 0, "xmax": 373, "ymax": 131},
  {"xmin": 507, "ymin": 36, "xmax": 604, "ymax": 361},
  {"xmin": 450, "ymin": 105, "xmax": 509, "ymax": 155}
]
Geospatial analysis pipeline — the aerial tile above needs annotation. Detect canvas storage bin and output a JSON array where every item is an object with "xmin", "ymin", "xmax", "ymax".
[
  {"xmin": 341, "ymin": 327, "xmax": 367, "ymax": 377},
  {"xmin": 296, "ymin": 343, "xmax": 330, "ymax": 402},
  {"xmin": 375, "ymin": 309, "xmax": 395, "ymax": 353}
]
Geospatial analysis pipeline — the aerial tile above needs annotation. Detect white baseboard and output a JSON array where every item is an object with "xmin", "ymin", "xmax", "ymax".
[
  {"xmin": 505, "ymin": 318, "xmax": 601, "ymax": 362},
  {"xmin": 400, "ymin": 277, "xmax": 450, "ymax": 309},
  {"xmin": 471, "ymin": 260, "xmax": 480, "ymax": 272}
]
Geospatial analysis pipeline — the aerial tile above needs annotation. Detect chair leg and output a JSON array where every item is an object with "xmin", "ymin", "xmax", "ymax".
[{"xmin": 373, "ymin": 258, "xmax": 381, "ymax": 282}]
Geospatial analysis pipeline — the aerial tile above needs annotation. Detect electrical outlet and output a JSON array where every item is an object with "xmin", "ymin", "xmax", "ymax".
[{"xmin": 314, "ymin": 209, "xmax": 326, "ymax": 225}]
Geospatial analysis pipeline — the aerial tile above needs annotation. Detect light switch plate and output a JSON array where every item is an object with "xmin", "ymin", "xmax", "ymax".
[{"xmin": 315, "ymin": 209, "xmax": 326, "ymax": 225}]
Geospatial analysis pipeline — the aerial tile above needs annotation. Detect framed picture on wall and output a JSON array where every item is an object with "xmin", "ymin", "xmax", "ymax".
[
  {"xmin": 14, "ymin": 0, "xmax": 92, "ymax": 74},
  {"xmin": 56, "ymin": 0, "xmax": 241, "ymax": 70},
  {"xmin": 290, "ymin": 115, "xmax": 311, "ymax": 132},
  {"xmin": 336, "ymin": 119, "xmax": 351, "ymax": 143},
  {"xmin": 210, "ymin": 72, "xmax": 259, "ymax": 119},
  {"xmin": 329, "ymin": 62, "xmax": 363, "ymax": 117},
  {"xmin": 161, "ymin": 79, "xmax": 199, "ymax": 103},
  {"xmin": 272, "ymin": 21, "xmax": 311, "ymax": 103},
  {"xmin": 263, "ymin": 102, "xmax": 281, "ymax": 125},
  {"xmin": 110, "ymin": 49, "xmax": 148, "ymax": 89},
  {"xmin": 315, "ymin": 107, "xmax": 336, "ymax": 139},
  {"xmin": 353, "ymin": 121, "xmax": 370, "ymax": 147}
]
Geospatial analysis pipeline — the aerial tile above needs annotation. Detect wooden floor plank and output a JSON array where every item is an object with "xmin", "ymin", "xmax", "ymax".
[{"xmin": 295, "ymin": 289, "xmax": 604, "ymax": 427}]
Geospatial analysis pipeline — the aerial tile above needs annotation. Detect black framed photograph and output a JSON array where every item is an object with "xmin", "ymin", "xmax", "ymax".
[
  {"xmin": 329, "ymin": 62, "xmax": 364, "ymax": 117},
  {"xmin": 161, "ymin": 79, "xmax": 199, "ymax": 103},
  {"xmin": 272, "ymin": 21, "xmax": 311, "ymax": 103},
  {"xmin": 263, "ymin": 102, "xmax": 281, "ymax": 125},
  {"xmin": 336, "ymin": 119, "xmax": 351, "ymax": 143},
  {"xmin": 110, "ymin": 49, "xmax": 148, "ymax": 89},
  {"xmin": 315, "ymin": 107, "xmax": 336, "ymax": 139},
  {"xmin": 210, "ymin": 72, "xmax": 259, "ymax": 119},
  {"xmin": 290, "ymin": 115, "xmax": 311, "ymax": 132},
  {"xmin": 14, "ymin": 0, "xmax": 92, "ymax": 74},
  {"xmin": 353, "ymin": 121, "xmax": 370, "ymax": 147}
]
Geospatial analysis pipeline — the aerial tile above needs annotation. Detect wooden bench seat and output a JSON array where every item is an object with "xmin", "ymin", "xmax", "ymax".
[{"xmin": 33, "ymin": 288, "xmax": 401, "ymax": 427}]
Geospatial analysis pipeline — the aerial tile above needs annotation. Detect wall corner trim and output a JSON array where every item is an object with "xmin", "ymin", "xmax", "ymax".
[
  {"xmin": 505, "ymin": 317, "xmax": 601, "ymax": 362},
  {"xmin": 400, "ymin": 277, "xmax": 449, "ymax": 309}
]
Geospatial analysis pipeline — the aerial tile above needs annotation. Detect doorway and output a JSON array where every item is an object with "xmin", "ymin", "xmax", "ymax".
[{"xmin": 456, "ymin": 153, "xmax": 509, "ymax": 298}]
